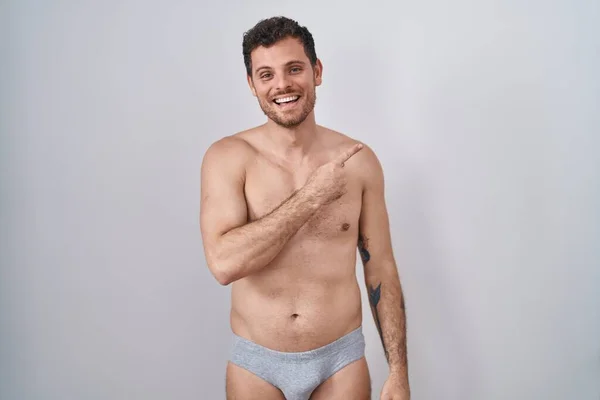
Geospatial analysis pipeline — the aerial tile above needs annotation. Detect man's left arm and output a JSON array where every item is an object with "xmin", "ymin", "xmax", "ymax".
[{"xmin": 357, "ymin": 146, "xmax": 410, "ymax": 398}]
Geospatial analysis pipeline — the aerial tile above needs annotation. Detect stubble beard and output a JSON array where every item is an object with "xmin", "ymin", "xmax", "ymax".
[{"xmin": 258, "ymin": 88, "xmax": 317, "ymax": 129}]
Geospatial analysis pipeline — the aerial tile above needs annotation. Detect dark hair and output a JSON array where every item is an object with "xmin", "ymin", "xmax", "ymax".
[{"xmin": 242, "ymin": 16, "xmax": 317, "ymax": 77}]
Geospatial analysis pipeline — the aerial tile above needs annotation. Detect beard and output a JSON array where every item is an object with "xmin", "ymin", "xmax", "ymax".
[{"xmin": 257, "ymin": 87, "xmax": 317, "ymax": 128}]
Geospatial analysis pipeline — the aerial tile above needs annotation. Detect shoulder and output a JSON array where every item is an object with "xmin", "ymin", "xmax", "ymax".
[
  {"xmin": 318, "ymin": 127, "xmax": 384, "ymax": 192},
  {"xmin": 352, "ymin": 142, "xmax": 384, "ymax": 192},
  {"xmin": 201, "ymin": 133, "xmax": 258, "ymax": 186},
  {"xmin": 204, "ymin": 132, "xmax": 255, "ymax": 157},
  {"xmin": 202, "ymin": 132, "xmax": 256, "ymax": 169},
  {"xmin": 319, "ymin": 126, "xmax": 382, "ymax": 177}
]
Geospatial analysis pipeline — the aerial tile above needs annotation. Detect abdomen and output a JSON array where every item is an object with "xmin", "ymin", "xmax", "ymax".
[{"xmin": 230, "ymin": 243, "xmax": 363, "ymax": 352}]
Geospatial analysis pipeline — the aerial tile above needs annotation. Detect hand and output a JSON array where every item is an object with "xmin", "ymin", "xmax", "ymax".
[
  {"xmin": 305, "ymin": 143, "xmax": 363, "ymax": 205},
  {"xmin": 380, "ymin": 374, "xmax": 410, "ymax": 400}
]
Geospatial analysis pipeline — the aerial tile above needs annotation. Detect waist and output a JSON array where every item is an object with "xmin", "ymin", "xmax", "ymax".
[
  {"xmin": 230, "ymin": 279, "xmax": 362, "ymax": 352},
  {"xmin": 230, "ymin": 325, "xmax": 365, "ymax": 361}
]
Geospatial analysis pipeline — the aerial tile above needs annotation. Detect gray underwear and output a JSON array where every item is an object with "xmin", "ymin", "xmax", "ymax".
[{"xmin": 229, "ymin": 325, "xmax": 366, "ymax": 400}]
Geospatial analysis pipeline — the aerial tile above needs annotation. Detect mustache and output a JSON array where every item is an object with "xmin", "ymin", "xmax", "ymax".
[{"xmin": 271, "ymin": 89, "xmax": 300, "ymax": 98}]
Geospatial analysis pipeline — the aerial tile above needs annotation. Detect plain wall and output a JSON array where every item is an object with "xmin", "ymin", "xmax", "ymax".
[{"xmin": 1, "ymin": 1, "xmax": 599, "ymax": 399}]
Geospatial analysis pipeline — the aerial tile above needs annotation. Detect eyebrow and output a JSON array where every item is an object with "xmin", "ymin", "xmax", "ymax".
[{"xmin": 254, "ymin": 60, "xmax": 307, "ymax": 74}]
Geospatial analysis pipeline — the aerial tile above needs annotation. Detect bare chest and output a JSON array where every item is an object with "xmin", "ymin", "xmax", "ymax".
[{"xmin": 244, "ymin": 158, "xmax": 362, "ymax": 239}]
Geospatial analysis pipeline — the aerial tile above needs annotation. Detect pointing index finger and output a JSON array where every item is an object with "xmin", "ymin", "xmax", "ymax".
[{"xmin": 338, "ymin": 143, "xmax": 364, "ymax": 166}]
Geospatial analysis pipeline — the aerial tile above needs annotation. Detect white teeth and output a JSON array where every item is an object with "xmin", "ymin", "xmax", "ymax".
[{"xmin": 274, "ymin": 96, "xmax": 299, "ymax": 104}]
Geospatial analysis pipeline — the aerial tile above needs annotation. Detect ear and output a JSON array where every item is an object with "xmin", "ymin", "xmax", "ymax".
[
  {"xmin": 314, "ymin": 58, "xmax": 323, "ymax": 87},
  {"xmin": 247, "ymin": 74, "xmax": 257, "ymax": 97}
]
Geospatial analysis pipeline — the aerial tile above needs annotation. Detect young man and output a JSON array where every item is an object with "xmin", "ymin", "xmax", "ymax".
[{"xmin": 200, "ymin": 16, "xmax": 410, "ymax": 400}]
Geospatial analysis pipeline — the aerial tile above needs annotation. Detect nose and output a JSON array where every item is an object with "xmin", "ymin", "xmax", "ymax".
[{"xmin": 274, "ymin": 73, "xmax": 292, "ymax": 92}]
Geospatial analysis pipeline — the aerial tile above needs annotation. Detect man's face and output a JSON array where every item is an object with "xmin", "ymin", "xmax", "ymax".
[{"xmin": 247, "ymin": 36, "xmax": 322, "ymax": 128}]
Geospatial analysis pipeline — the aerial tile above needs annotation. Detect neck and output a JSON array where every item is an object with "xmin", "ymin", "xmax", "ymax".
[{"xmin": 264, "ymin": 112, "xmax": 318, "ymax": 161}]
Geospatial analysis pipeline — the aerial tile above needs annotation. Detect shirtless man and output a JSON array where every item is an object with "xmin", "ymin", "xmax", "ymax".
[{"xmin": 199, "ymin": 16, "xmax": 410, "ymax": 400}]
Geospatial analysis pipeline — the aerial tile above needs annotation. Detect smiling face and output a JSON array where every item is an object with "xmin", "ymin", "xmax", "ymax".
[{"xmin": 247, "ymin": 36, "xmax": 323, "ymax": 128}]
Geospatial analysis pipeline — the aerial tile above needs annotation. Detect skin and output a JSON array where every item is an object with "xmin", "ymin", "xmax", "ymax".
[{"xmin": 200, "ymin": 36, "xmax": 410, "ymax": 399}]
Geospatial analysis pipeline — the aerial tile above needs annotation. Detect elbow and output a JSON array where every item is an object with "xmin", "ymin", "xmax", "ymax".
[
  {"xmin": 208, "ymin": 260, "xmax": 233, "ymax": 286},
  {"xmin": 204, "ymin": 244, "xmax": 230, "ymax": 285},
  {"xmin": 215, "ymin": 267, "xmax": 234, "ymax": 286},
  {"xmin": 205, "ymin": 240, "xmax": 245, "ymax": 285},
  {"xmin": 215, "ymin": 272, "xmax": 232, "ymax": 286},
  {"xmin": 207, "ymin": 255, "xmax": 237, "ymax": 286}
]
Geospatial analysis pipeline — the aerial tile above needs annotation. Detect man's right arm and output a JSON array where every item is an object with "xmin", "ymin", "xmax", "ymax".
[{"xmin": 199, "ymin": 137, "xmax": 322, "ymax": 285}]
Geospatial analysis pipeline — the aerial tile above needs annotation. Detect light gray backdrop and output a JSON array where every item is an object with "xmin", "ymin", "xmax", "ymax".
[{"xmin": 1, "ymin": 1, "xmax": 599, "ymax": 399}]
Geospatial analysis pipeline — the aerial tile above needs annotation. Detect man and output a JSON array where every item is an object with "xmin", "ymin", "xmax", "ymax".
[{"xmin": 199, "ymin": 16, "xmax": 410, "ymax": 400}]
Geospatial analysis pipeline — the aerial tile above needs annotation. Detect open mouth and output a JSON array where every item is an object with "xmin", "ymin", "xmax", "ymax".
[{"xmin": 273, "ymin": 95, "xmax": 300, "ymax": 107}]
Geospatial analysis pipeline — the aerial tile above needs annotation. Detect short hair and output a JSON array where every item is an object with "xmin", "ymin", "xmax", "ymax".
[{"xmin": 242, "ymin": 16, "xmax": 318, "ymax": 76}]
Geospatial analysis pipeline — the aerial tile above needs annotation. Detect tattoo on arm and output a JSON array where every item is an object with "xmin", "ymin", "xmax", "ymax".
[
  {"xmin": 359, "ymin": 233, "xmax": 409, "ymax": 381},
  {"xmin": 358, "ymin": 234, "xmax": 371, "ymax": 263},
  {"xmin": 369, "ymin": 282, "xmax": 407, "ymax": 365},
  {"xmin": 369, "ymin": 282, "xmax": 388, "ymax": 360},
  {"xmin": 359, "ymin": 233, "xmax": 388, "ymax": 359}
]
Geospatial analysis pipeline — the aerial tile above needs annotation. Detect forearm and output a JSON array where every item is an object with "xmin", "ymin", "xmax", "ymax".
[
  {"xmin": 214, "ymin": 185, "xmax": 321, "ymax": 284},
  {"xmin": 364, "ymin": 257, "xmax": 409, "ymax": 383}
]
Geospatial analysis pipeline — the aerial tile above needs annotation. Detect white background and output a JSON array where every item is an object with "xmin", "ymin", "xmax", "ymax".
[{"xmin": 1, "ymin": 1, "xmax": 599, "ymax": 399}]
